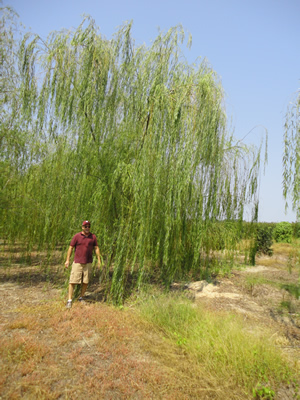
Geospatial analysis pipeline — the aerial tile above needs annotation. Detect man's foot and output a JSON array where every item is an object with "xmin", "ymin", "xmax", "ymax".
[
  {"xmin": 66, "ymin": 300, "xmax": 72, "ymax": 309},
  {"xmin": 78, "ymin": 297, "xmax": 85, "ymax": 303}
]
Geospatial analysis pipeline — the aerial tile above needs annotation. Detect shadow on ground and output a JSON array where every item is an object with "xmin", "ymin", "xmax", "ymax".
[{"xmin": 0, "ymin": 257, "xmax": 112, "ymax": 303}]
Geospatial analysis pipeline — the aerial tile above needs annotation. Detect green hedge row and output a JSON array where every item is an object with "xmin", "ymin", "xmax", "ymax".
[{"xmin": 242, "ymin": 221, "xmax": 300, "ymax": 241}]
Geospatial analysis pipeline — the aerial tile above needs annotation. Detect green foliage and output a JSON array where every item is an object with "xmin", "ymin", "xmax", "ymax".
[
  {"xmin": 247, "ymin": 223, "xmax": 274, "ymax": 266},
  {"xmin": 283, "ymin": 90, "xmax": 300, "ymax": 219},
  {"xmin": 255, "ymin": 223, "xmax": 274, "ymax": 255},
  {"xmin": 281, "ymin": 283, "xmax": 300, "ymax": 300},
  {"xmin": 203, "ymin": 220, "xmax": 240, "ymax": 251},
  {"xmin": 273, "ymin": 222, "xmax": 293, "ymax": 243},
  {"xmin": 253, "ymin": 385, "xmax": 275, "ymax": 399},
  {"xmin": 0, "ymin": 6, "xmax": 32, "ymax": 215},
  {"xmin": 291, "ymin": 222, "xmax": 300, "ymax": 238},
  {"xmin": 279, "ymin": 300, "xmax": 296, "ymax": 313},
  {"xmin": 0, "ymin": 9, "xmax": 268, "ymax": 302}
]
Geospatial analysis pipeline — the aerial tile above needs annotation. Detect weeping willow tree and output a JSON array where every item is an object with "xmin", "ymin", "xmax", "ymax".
[
  {"xmin": 1, "ymin": 12, "xmax": 267, "ymax": 302},
  {"xmin": 283, "ymin": 89, "xmax": 300, "ymax": 219},
  {"xmin": 0, "ymin": 6, "xmax": 29, "ymax": 217}
]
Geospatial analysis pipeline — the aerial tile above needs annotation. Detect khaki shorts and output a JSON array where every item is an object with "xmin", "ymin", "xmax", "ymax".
[{"xmin": 69, "ymin": 263, "xmax": 92, "ymax": 284}]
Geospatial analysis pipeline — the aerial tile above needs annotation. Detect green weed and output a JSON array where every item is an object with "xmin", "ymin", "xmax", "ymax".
[
  {"xmin": 281, "ymin": 283, "xmax": 300, "ymax": 300},
  {"xmin": 253, "ymin": 384, "xmax": 275, "ymax": 399},
  {"xmin": 137, "ymin": 290, "xmax": 297, "ymax": 397}
]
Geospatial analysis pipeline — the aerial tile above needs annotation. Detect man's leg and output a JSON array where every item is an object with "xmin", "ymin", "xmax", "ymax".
[
  {"xmin": 80, "ymin": 282, "xmax": 88, "ymax": 297},
  {"xmin": 80, "ymin": 264, "xmax": 91, "ymax": 299},
  {"xmin": 68, "ymin": 283, "xmax": 75, "ymax": 301}
]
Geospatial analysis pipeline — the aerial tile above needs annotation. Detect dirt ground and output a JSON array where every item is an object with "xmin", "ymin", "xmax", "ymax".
[{"xmin": 0, "ymin": 245, "xmax": 299, "ymax": 399}]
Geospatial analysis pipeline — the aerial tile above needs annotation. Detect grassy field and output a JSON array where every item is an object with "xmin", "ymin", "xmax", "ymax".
[{"xmin": 0, "ymin": 241, "xmax": 299, "ymax": 399}]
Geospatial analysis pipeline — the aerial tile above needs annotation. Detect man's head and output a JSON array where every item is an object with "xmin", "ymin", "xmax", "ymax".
[{"xmin": 82, "ymin": 220, "xmax": 91, "ymax": 235}]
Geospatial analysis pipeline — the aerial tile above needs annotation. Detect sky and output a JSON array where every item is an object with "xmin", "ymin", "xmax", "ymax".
[{"xmin": 5, "ymin": 0, "xmax": 300, "ymax": 222}]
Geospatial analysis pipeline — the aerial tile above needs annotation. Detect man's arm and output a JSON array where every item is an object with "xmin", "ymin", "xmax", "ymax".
[
  {"xmin": 65, "ymin": 246, "xmax": 74, "ymax": 268},
  {"xmin": 94, "ymin": 246, "xmax": 101, "ymax": 267}
]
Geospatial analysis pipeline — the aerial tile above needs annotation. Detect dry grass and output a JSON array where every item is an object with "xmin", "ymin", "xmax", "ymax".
[{"xmin": 0, "ymin": 299, "xmax": 181, "ymax": 399}]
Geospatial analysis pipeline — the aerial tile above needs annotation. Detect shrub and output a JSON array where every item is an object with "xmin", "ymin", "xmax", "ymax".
[
  {"xmin": 255, "ymin": 224, "xmax": 274, "ymax": 256},
  {"xmin": 291, "ymin": 222, "xmax": 300, "ymax": 238},
  {"xmin": 273, "ymin": 222, "xmax": 293, "ymax": 243},
  {"xmin": 249, "ymin": 224, "xmax": 273, "ymax": 265}
]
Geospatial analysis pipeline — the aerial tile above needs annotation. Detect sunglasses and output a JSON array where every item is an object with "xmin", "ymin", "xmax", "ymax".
[{"xmin": 82, "ymin": 225, "xmax": 90, "ymax": 228}]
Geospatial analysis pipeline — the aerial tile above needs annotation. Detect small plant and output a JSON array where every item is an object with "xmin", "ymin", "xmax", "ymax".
[
  {"xmin": 281, "ymin": 283, "xmax": 300, "ymax": 300},
  {"xmin": 273, "ymin": 222, "xmax": 293, "ymax": 243},
  {"xmin": 245, "ymin": 276, "xmax": 262, "ymax": 296},
  {"xmin": 279, "ymin": 300, "xmax": 295, "ymax": 313},
  {"xmin": 253, "ymin": 384, "xmax": 275, "ymax": 399},
  {"xmin": 173, "ymin": 332, "xmax": 187, "ymax": 346}
]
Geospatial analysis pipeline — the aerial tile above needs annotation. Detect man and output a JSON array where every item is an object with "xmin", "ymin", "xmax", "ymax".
[{"xmin": 65, "ymin": 220, "xmax": 101, "ymax": 308}]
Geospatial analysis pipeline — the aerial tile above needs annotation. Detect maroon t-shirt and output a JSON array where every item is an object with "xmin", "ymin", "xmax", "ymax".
[{"xmin": 70, "ymin": 232, "xmax": 98, "ymax": 264}]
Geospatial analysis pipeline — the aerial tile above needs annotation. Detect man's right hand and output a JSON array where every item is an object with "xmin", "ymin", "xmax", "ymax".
[{"xmin": 65, "ymin": 261, "xmax": 70, "ymax": 268}]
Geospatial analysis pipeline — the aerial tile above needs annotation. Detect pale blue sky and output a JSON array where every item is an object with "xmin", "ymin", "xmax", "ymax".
[{"xmin": 6, "ymin": 0, "xmax": 300, "ymax": 222}]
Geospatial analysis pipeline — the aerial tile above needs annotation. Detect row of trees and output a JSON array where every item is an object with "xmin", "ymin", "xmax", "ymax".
[{"xmin": 0, "ymin": 6, "xmax": 298, "ymax": 301}]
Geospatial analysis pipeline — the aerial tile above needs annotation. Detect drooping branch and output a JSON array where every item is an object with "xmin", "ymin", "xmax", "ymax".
[{"xmin": 283, "ymin": 90, "xmax": 300, "ymax": 218}]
